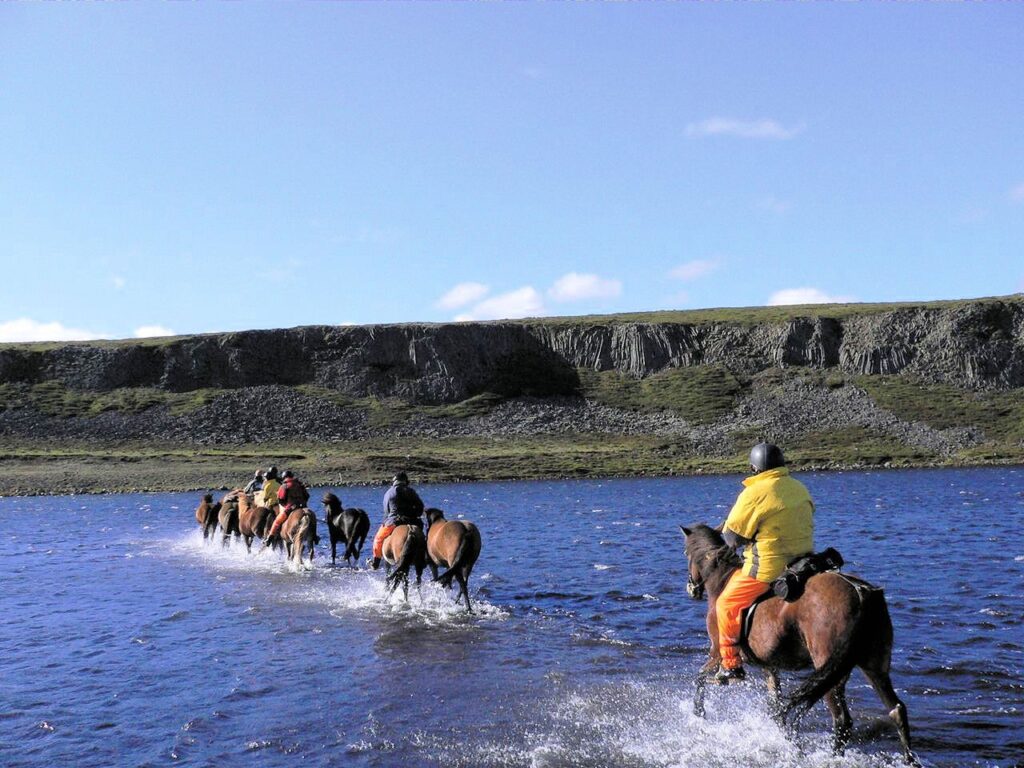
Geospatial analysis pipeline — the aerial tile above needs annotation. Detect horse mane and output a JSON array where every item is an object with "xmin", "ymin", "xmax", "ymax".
[
  {"xmin": 322, "ymin": 493, "xmax": 342, "ymax": 512},
  {"xmin": 686, "ymin": 523, "xmax": 742, "ymax": 594}
]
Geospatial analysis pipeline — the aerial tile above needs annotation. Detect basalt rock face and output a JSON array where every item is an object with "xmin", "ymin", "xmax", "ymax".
[{"xmin": 1, "ymin": 299, "xmax": 1022, "ymax": 401}]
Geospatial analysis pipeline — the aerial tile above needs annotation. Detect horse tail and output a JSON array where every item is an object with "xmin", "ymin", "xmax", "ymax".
[
  {"xmin": 784, "ymin": 583, "xmax": 887, "ymax": 721},
  {"xmin": 392, "ymin": 526, "xmax": 416, "ymax": 573},
  {"xmin": 438, "ymin": 533, "xmax": 471, "ymax": 589}
]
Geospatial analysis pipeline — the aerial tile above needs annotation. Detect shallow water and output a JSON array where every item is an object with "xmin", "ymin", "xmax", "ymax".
[{"xmin": 1, "ymin": 468, "xmax": 1021, "ymax": 767}]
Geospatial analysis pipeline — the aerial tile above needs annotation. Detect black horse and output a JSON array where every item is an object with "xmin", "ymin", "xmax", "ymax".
[{"xmin": 321, "ymin": 493, "xmax": 370, "ymax": 565}]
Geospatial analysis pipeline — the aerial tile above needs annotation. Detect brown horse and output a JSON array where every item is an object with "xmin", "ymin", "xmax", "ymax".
[
  {"xmin": 217, "ymin": 492, "xmax": 241, "ymax": 546},
  {"xmin": 321, "ymin": 493, "xmax": 370, "ymax": 566},
  {"xmin": 425, "ymin": 508, "xmax": 482, "ymax": 612},
  {"xmin": 195, "ymin": 494, "xmax": 220, "ymax": 540},
  {"xmin": 380, "ymin": 524, "xmax": 426, "ymax": 601},
  {"xmin": 279, "ymin": 507, "xmax": 318, "ymax": 567},
  {"xmin": 680, "ymin": 524, "xmax": 916, "ymax": 764},
  {"xmin": 237, "ymin": 492, "xmax": 274, "ymax": 552}
]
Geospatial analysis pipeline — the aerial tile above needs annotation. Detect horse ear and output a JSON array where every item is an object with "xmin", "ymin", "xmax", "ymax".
[{"xmin": 679, "ymin": 525, "xmax": 692, "ymax": 537}]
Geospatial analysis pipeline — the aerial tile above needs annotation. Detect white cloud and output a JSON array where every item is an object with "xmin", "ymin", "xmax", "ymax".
[
  {"xmin": 669, "ymin": 260, "xmax": 719, "ymax": 282},
  {"xmin": 133, "ymin": 325, "xmax": 175, "ymax": 338},
  {"xmin": 548, "ymin": 272, "xmax": 622, "ymax": 302},
  {"xmin": 1010, "ymin": 183, "xmax": 1024, "ymax": 203},
  {"xmin": 0, "ymin": 318, "xmax": 103, "ymax": 342},
  {"xmin": 767, "ymin": 287, "xmax": 856, "ymax": 306},
  {"xmin": 455, "ymin": 286, "xmax": 545, "ymax": 321},
  {"xmin": 686, "ymin": 117, "xmax": 805, "ymax": 140},
  {"xmin": 112, "ymin": 276, "xmax": 126, "ymax": 290},
  {"xmin": 436, "ymin": 282, "xmax": 491, "ymax": 310}
]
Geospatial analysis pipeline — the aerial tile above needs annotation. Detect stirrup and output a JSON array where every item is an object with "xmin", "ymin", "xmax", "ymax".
[{"xmin": 715, "ymin": 665, "xmax": 746, "ymax": 684}]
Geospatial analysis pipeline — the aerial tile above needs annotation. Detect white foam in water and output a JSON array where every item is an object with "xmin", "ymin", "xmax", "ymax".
[
  {"xmin": 170, "ymin": 530, "xmax": 508, "ymax": 625},
  {"xmin": 423, "ymin": 681, "xmax": 905, "ymax": 768}
]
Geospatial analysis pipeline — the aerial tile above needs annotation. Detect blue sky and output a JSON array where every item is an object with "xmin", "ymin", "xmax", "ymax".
[{"xmin": 1, "ymin": 3, "xmax": 1022, "ymax": 341}]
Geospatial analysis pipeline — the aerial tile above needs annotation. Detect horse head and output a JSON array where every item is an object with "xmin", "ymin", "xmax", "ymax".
[
  {"xmin": 321, "ymin": 492, "xmax": 343, "ymax": 521},
  {"xmin": 425, "ymin": 508, "xmax": 446, "ymax": 530},
  {"xmin": 680, "ymin": 524, "xmax": 736, "ymax": 601}
]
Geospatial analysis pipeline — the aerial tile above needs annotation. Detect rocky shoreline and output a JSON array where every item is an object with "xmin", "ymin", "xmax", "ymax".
[{"xmin": 0, "ymin": 378, "xmax": 985, "ymax": 455}]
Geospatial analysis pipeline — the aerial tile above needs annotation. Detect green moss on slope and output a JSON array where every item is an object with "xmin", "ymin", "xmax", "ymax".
[{"xmin": 578, "ymin": 365, "xmax": 744, "ymax": 424}]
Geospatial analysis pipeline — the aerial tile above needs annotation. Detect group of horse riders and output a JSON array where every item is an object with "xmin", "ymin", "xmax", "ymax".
[
  {"xmin": 196, "ymin": 467, "xmax": 483, "ymax": 609},
  {"xmin": 233, "ymin": 467, "xmax": 425, "ymax": 561},
  {"xmin": 198, "ymin": 442, "xmax": 814, "ymax": 681},
  {"xmin": 193, "ymin": 442, "xmax": 915, "ymax": 758}
]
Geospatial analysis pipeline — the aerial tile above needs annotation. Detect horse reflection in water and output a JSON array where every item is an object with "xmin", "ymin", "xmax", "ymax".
[{"xmin": 680, "ymin": 524, "xmax": 917, "ymax": 765}]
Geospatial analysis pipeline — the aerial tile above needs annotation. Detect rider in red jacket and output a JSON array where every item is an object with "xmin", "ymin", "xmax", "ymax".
[{"xmin": 265, "ymin": 470, "xmax": 310, "ymax": 543}]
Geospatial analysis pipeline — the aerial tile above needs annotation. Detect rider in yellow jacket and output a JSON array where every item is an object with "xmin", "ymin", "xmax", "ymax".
[
  {"xmin": 257, "ymin": 466, "xmax": 281, "ymax": 511},
  {"xmin": 716, "ymin": 442, "xmax": 814, "ymax": 682}
]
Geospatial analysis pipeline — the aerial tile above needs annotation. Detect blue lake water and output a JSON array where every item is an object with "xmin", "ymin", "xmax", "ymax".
[{"xmin": 1, "ymin": 468, "xmax": 1022, "ymax": 768}]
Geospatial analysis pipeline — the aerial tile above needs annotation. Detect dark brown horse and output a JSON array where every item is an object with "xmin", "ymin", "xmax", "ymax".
[
  {"xmin": 195, "ymin": 494, "xmax": 220, "ymax": 541},
  {"xmin": 425, "ymin": 508, "xmax": 482, "ymax": 612},
  {"xmin": 217, "ymin": 492, "xmax": 241, "ymax": 546},
  {"xmin": 279, "ymin": 507, "xmax": 318, "ymax": 567},
  {"xmin": 680, "ymin": 524, "xmax": 916, "ymax": 764},
  {"xmin": 380, "ymin": 524, "xmax": 426, "ymax": 602},
  {"xmin": 237, "ymin": 492, "xmax": 274, "ymax": 552},
  {"xmin": 321, "ymin": 493, "xmax": 370, "ymax": 565}
]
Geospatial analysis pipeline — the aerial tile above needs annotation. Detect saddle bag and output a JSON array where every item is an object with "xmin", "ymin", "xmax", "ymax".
[{"xmin": 771, "ymin": 547, "xmax": 845, "ymax": 602}]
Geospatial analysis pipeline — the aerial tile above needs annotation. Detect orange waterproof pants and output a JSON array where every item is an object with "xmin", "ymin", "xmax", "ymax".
[
  {"xmin": 717, "ymin": 570, "xmax": 771, "ymax": 669},
  {"xmin": 372, "ymin": 525, "xmax": 397, "ymax": 559},
  {"xmin": 268, "ymin": 508, "xmax": 289, "ymax": 538}
]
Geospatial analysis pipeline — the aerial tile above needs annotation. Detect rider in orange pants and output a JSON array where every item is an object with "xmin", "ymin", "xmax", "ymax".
[
  {"xmin": 372, "ymin": 525, "xmax": 397, "ymax": 560},
  {"xmin": 716, "ymin": 442, "xmax": 815, "ymax": 683},
  {"xmin": 716, "ymin": 570, "xmax": 771, "ymax": 671}
]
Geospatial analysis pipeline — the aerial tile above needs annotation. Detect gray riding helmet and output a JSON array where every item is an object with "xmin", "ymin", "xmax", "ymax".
[{"xmin": 749, "ymin": 442, "xmax": 785, "ymax": 473}]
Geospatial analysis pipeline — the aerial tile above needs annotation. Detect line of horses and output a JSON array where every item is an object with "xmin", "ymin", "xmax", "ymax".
[
  {"xmin": 193, "ymin": 489, "xmax": 483, "ymax": 612},
  {"xmin": 193, "ymin": 492, "xmax": 915, "ymax": 762}
]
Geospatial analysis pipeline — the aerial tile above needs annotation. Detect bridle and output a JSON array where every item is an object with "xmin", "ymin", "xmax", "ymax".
[
  {"xmin": 686, "ymin": 548, "xmax": 726, "ymax": 601},
  {"xmin": 686, "ymin": 570, "xmax": 705, "ymax": 601}
]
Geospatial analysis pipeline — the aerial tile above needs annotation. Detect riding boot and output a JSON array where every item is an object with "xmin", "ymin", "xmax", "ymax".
[{"xmin": 715, "ymin": 665, "xmax": 746, "ymax": 684}]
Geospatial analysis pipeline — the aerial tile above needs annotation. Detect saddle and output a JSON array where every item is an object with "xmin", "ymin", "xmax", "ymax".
[{"xmin": 739, "ymin": 547, "xmax": 845, "ymax": 654}]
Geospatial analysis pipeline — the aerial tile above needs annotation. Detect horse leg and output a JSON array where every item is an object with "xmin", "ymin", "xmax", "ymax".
[
  {"xmin": 331, "ymin": 537, "xmax": 337, "ymax": 565},
  {"xmin": 862, "ymin": 666, "xmax": 917, "ymax": 765},
  {"xmin": 694, "ymin": 656, "xmax": 718, "ymax": 718},
  {"xmin": 244, "ymin": 535, "xmax": 253, "ymax": 553},
  {"xmin": 823, "ymin": 677, "xmax": 853, "ymax": 755},
  {"xmin": 764, "ymin": 667, "xmax": 784, "ymax": 724},
  {"xmin": 428, "ymin": 558, "xmax": 439, "ymax": 582},
  {"xmin": 457, "ymin": 572, "xmax": 473, "ymax": 614},
  {"xmin": 384, "ymin": 567, "xmax": 401, "ymax": 599}
]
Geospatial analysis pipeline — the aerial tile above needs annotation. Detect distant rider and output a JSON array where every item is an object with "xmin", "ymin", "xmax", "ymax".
[
  {"xmin": 715, "ymin": 442, "xmax": 814, "ymax": 683},
  {"xmin": 258, "ymin": 466, "xmax": 281, "ymax": 511},
  {"xmin": 264, "ymin": 468, "xmax": 307, "ymax": 544},
  {"xmin": 370, "ymin": 472, "xmax": 425, "ymax": 570},
  {"xmin": 243, "ymin": 470, "xmax": 264, "ymax": 495}
]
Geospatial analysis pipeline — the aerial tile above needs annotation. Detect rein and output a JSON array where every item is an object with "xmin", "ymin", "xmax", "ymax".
[{"xmin": 687, "ymin": 544, "xmax": 739, "ymax": 601}]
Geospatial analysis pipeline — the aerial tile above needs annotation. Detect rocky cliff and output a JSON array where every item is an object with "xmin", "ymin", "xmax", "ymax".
[{"xmin": 1, "ymin": 297, "xmax": 1022, "ymax": 402}]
